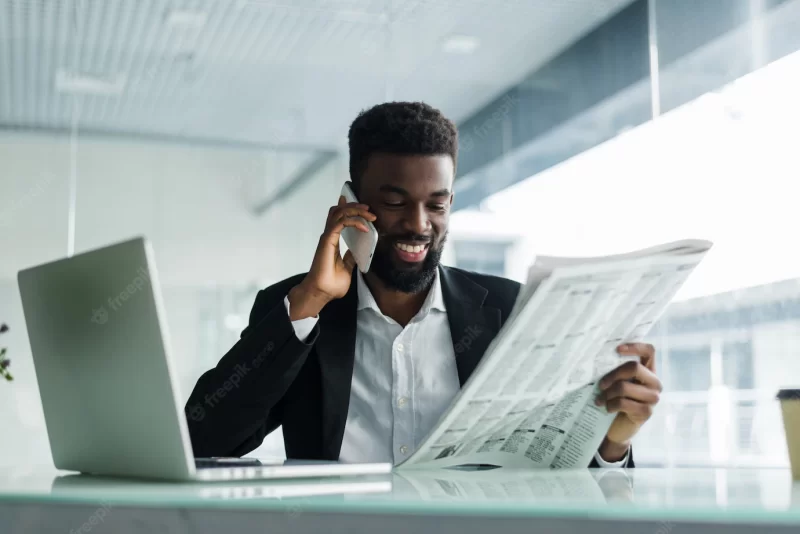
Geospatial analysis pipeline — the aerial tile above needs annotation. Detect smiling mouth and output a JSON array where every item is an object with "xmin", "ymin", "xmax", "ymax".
[{"xmin": 393, "ymin": 241, "xmax": 430, "ymax": 263}]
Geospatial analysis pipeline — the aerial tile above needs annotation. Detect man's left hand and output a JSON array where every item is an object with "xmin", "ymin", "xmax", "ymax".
[{"xmin": 594, "ymin": 343, "xmax": 662, "ymax": 462}]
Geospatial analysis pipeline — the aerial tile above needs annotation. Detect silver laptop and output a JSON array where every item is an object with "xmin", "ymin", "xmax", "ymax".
[{"xmin": 17, "ymin": 237, "xmax": 392, "ymax": 482}]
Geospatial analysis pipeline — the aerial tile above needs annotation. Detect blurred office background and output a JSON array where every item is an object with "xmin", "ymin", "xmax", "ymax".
[{"xmin": 2, "ymin": 0, "xmax": 800, "ymax": 472}]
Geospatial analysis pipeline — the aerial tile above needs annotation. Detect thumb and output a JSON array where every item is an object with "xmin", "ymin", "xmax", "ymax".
[{"xmin": 342, "ymin": 249, "xmax": 357, "ymax": 272}]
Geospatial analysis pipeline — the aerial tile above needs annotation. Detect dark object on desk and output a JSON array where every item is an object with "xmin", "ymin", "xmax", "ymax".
[
  {"xmin": 194, "ymin": 457, "xmax": 263, "ymax": 469},
  {"xmin": 185, "ymin": 268, "xmax": 635, "ymax": 469}
]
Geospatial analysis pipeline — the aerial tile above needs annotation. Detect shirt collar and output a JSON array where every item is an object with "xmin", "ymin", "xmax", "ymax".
[{"xmin": 356, "ymin": 269, "xmax": 446, "ymax": 315}]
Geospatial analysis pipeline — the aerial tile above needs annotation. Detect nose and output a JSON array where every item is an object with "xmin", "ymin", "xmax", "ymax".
[{"xmin": 402, "ymin": 203, "xmax": 430, "ymax": 237}]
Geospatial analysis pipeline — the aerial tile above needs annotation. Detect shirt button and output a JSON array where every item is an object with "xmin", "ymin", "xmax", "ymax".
[
  {"xmin": 400, "ymin": 445, "xmax": 409, "ymax": 455},
  {"xmin": 397, "ymin": 397, "xmax": 408, "ymax": 408},
  {"xmin": 396, "ymin": 344, "xmax": 404, "ymax": 352}
]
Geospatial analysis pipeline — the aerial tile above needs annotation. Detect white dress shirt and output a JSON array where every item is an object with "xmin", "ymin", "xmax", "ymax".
[{"xmin": 284, "ymin": 271, "xmax": 627, "ymax": 467}]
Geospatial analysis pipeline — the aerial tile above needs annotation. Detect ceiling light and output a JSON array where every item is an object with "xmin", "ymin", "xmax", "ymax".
[
  {"xmin": 165, "ymin": 9, "xmax": 208, "ymax": 30},
  {"xmin": 442, "ymin": 35, "xmax": 480, "ymax": 54},
  {"xmin": 55, "ymin": 69, "xmax": 126, "ymax": 96}
]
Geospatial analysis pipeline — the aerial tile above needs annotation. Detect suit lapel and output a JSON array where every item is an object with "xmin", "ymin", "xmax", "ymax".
[
  {"xmin": 439, "ymin": 267, "xmax": 502, "ymax": 386},
  {"xmin": 315, "ymin": 272, "xmax": 358, "ymax": 460}
]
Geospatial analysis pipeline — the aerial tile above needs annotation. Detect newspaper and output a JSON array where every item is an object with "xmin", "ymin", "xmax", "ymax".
[{"xmin": 397, "ymin": 239, "xmax": 713, "ymax": 470}]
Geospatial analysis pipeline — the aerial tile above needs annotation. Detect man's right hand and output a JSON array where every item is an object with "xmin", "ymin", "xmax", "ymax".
[{"xmin": 287, "ymin": 196, "xmax": 376, "ymax": 320}]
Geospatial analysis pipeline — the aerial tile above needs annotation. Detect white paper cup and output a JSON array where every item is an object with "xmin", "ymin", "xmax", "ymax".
[{"xmin": 778, "ymin": 389, "xmax": 800, "ymax": 480}]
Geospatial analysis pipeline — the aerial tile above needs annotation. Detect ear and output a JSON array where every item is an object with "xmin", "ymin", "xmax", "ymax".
[{"xmin": 449, "ymin": 168, "xmax": 456, "ymax": 207}]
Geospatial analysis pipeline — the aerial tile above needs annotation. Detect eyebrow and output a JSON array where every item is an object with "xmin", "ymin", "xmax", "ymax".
[{"xmin": 378, "ymin": 185, "xmax": 451, "ymax": 198}]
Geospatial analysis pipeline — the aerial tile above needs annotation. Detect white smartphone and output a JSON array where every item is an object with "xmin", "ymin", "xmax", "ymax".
[{"xmin": 340, "ymin": 182, "xmax": 378, "ymax": 273}]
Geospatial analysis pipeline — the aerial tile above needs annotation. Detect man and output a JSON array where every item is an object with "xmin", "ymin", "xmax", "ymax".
[{"xmin": 185, "ymin": 102, "xmax": 662, "ymax": 467}]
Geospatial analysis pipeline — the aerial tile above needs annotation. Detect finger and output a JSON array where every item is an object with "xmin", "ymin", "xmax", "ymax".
[
  {"xmin": 319, "ymin": 219, "xmax": 366, "ymax": 251},
  {"xmin": 328, "ymin": 207, "xmax": 376, "ymax": 226},
  {"xmin": 617, "ymin": 343, "xmax": 656, "ymax": 371},
  {"xmin": 335, "ymin": 207, "xmax": 376, "ymax": 221},
  {"xmin": 606, "ymin": 397, "xmax": 653, "ymax": 421},
  {"xmin": 339, "ymin": 218, "xmax": 370, "ymax": 232},
  {"xmin": 342, "ymin": 249, "xmax": 356, "ymax": 272},
  {"xmin": 599, "ymin": 361, "xmax": 662, "ymax": 392},
  {"xmin": 325, "ymin": 218, "xmax": 370, "ymax": 244},
  {"xmin": 600, "ymin": 361, "xmax": 662, "ymax": 392},
  {"xmin": 595, "ymin": 381, "xmax": 660, "ymax": 406},
  {"xmin": 338, "ymin": 202, "xmax": 372, "ymax": 212},
  {"xmin": 330, "ymin": 200, "xmax": 371, "ymax": 220},
  {"xmin": 327, "ymin": 215, "xmax": 374, "ymax": 236},
  {"xmin": 325, "ymin": 214, "xmax": 369, "ymax": 235}
]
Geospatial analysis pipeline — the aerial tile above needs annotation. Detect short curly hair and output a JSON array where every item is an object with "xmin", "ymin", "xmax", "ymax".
[{"xmin": 348, "ymin": 101, "xmax": 458, "ymax": 188}]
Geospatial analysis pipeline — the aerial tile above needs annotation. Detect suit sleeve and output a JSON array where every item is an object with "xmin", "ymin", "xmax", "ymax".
[
  {"xmin": 588, "ymin": 446, "xmax": 635, "ymax": 468},
  {"xmin": 184, "ymin": 287, "xmax": 319, "ymax": 457}
]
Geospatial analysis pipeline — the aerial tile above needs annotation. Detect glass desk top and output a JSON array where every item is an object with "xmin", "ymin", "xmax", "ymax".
[{"xmin": 2, "ymin": 466, "xmax": 800, "ymax": 525}]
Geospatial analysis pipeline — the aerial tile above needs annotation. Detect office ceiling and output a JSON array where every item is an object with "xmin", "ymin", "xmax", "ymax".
[{"xmin": 0, "ymin": 0, "xmax": 635, "ymax": 149}]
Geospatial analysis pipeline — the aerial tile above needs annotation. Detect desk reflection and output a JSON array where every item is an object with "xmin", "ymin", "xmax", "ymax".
[
  {"xmin": 46, "ymin": 467, "xmax": 800, "ymax": 510},
  {"xmin": 388, "ymin": 467, "xmax": 633, "ymax": 504},
  {"xmin": 48, "ymin": 468, "xmax": 629, "ymax": 504},
  {"xmin": 50, "ymin": 473, "xmax": 393, "ymax": 501}
]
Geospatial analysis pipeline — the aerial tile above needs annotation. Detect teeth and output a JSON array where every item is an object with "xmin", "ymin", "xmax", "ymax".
[{"xmin": 396, "ymin": 243, "xmax": 426, "ymax": 253}]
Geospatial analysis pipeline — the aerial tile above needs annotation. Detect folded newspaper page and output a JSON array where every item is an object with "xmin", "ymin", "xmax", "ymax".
[{"xmin": 397, "ymin": 239, "xmax": 713, "ymax": 470}]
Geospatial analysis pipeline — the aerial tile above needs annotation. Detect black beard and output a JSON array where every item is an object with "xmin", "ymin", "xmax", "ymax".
[{"xmin": 368, "ymin": 234, "xmax": 446, "ymax": 294}]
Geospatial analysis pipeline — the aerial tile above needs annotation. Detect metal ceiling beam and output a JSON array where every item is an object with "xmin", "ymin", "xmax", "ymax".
[{"xmin": 0, "ymin": 123, "xmax": 332, "ymax": 154}]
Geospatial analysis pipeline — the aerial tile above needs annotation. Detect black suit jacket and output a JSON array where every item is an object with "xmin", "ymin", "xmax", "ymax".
[{"xmin": 185, "ymin": 266, "xmax": 633, "ymax": 468}]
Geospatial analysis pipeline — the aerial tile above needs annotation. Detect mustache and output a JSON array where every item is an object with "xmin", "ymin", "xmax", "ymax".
[{"xmin": 379, "ymin": 233, "xmax": 433, "ymax": 244}]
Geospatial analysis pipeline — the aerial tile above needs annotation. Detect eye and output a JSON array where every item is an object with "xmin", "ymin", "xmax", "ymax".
[
  {"xmin": 384, "ymin": 201, "xmax": 404, "ymax": 208},
  {"xmin": 429, "ymin": 204, "xmax": 448, "ymax": 212}
]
